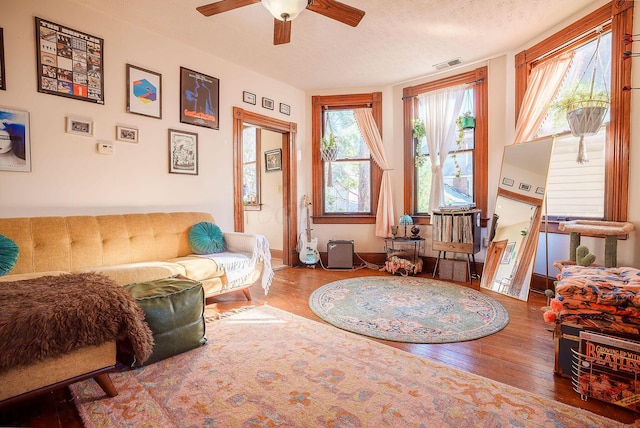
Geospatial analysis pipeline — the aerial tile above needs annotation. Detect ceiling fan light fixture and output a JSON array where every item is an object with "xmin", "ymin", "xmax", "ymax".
[{"xmin": 261, "ymin": 0, "xmax": 308, "ymax": 21}]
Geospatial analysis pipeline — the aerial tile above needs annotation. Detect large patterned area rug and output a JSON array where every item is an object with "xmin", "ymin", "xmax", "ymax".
[
  {"xmin": 71, "ymin": 305, "xmax": 625, "ymax": 427},
  {"xmin": 309, "ymin": 276, "xmax": 509, "ymax": 343}
]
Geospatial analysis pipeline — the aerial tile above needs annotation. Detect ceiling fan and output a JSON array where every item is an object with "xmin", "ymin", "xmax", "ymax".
[{"xmin": 196, "ymin": 0, "xmax": 365, "ymax": 45}]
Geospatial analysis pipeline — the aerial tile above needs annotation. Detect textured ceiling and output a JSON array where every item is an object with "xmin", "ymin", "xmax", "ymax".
[{"xmin": 69, "ymin": 0, "xmax": 599, "ymax": 91}]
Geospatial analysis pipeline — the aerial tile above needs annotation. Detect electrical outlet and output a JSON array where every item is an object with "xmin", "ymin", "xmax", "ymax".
[
  {"xmin": 97, "ymin": 141, "xmax": 114, "ymax": 154},
  {"xmin": 482, "ymin": 237, "xmax": 489, "ymax": 247}
]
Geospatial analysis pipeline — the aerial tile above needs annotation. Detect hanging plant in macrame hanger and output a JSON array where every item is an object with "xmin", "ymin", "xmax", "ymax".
[
  {"xmin": 565, "ymin": 30, "xmax": 610, "ymax": 164},
  {"xmin": 321, "ymin": 113, "xmax": 339, "ymax": 186}
]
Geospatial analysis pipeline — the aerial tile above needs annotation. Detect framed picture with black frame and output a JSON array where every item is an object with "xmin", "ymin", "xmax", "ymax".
[
  {"xmin": 0, "ymin": 28, "xmax": 6, "ymax": 90},
  {"xmin": 35, "ymin": 17, "xmax": 104, "ymax": 104},
  {"xmin": 265, "ymin": 148, "xmax": 282, "ymax": 172},
  {"xmin": 169, "ymin": 128, "xmax": 198, "ymax": 175},
  {"xmin": 126, "ymin": 64, "xmax": 162, "ymax": 119},
  {"xmin": 179, "ymin": 67, "xmax": 219, "ymax": 129}
]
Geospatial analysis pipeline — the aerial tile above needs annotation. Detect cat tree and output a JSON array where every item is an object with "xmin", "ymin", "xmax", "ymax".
[{"xmin": 557, "ymin": 220, "xmax": 635, "ymax": 268}]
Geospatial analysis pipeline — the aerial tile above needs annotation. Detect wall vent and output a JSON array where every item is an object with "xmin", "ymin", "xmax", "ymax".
[{"xmin": 433, "ymin": 57, "xmax": 462, "ymax": 70}]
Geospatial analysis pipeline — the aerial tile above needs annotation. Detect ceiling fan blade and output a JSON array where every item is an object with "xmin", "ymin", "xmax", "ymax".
[
  {"xmin": 307, "ymin": 0, "xmax": 365, "ymax": 27},
  {"xmin": 274, "ymin": 19, "xmax": 292, "ymax": 45},
  {"xmin": 196, "ymin": 0, "xmax": 260, "ymax": 17}
]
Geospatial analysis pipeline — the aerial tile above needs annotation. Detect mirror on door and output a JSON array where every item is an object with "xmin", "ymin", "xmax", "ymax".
[{"xmin": 481, "ymin": 138, "xmax": 554, "ymax": 301}]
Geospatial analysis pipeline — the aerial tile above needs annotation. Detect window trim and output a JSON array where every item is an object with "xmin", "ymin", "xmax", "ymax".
[
  {"xmin": 402, "ymin": 67, "xmax": 489, "ymax": 226},
  {"xmin": 311, "ymin": 92, "xmax": 383, "ymax": 224},
  {"xmin": 515, "ymin": 1, "xmax": 632, "ymax": 222}
]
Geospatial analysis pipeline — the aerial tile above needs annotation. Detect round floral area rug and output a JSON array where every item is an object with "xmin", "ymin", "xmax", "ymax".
[{"xmin": 309, "ymin": 276, "xmax": 509, "ymax": 343}]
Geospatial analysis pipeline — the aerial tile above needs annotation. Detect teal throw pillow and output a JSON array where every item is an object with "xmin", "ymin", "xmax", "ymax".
[
  {"xmin": 189, "ymin": 222, "xmax": 226, "ymax": 254},
  {"xmin": 0, "ymin": 234, "xmax": 19, "ymax": 276}
]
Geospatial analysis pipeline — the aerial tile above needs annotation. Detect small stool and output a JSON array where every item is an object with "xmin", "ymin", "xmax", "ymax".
[{"xmin": 124, "ymin": 276, "xmax": 206, "ymax": 366}]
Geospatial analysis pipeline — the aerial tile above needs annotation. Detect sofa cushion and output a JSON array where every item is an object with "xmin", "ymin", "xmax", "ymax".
[
  {"xmin": 76, "ymin": 261, "xmax": 186, "ymax": 286},
  {"xmin": 188, "ymin": 222, "xmax": 226, "ymax": 254},
  {"xmin": 0, "ymin": 234, "xmax": 19, "ymax": 276},
  {"xmin": 169, "ymin": 256, "xmax": 225, "ymax": 282}
]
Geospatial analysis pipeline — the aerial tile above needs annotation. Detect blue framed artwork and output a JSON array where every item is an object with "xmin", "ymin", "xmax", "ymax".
[{"xmin": 179, "ymin": 67, "xmax": 219, "ymax": 130}]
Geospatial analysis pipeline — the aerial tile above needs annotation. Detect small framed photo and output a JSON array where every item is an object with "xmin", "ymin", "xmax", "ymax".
[
  {"xmin": 66, "ymin": 116, "xmax": 93, "ymax": 136},
  {"xmin": 535, "ymin": 186, "xmax": 545, "ymax": 195},
  {"xmin": 519, "ymin": 182, "xmax": 531, "ymax": 192},
  {"xmin": 262, "ymin": 97, "xmax": 274, "ymax": 110},
  {"xmin": 169, "ymin": 128, "xmax": 198, "ymax": 175},
  {"xmin": 265, "ymin": 148, "xmax": 282, "ymax": 172},
  {"xmin": 501, "ymin": 177, "xmax": 514, "ymax": 187},
  {"xmin": 116, "ymin": 125, "xmax": 138, "ymax": 143},
  {"xmin": 279, "ymin": 103, "xmax": 290, "ymax": 115},
  {"xmin": 243, "ymin": 91, "xmax": 256, "ymax": 105},
  {"xmin": 126, "ymin": 64, "xmax": 162, "ymax": 119},
  {"xmin": 0, "ymin": 106, "xmax": 31, "ymax": 172}
]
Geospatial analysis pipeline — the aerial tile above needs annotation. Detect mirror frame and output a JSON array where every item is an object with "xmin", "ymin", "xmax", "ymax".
[{"xmin": 481, "ymin": 138, "xmax": 554, "ymax": 300}]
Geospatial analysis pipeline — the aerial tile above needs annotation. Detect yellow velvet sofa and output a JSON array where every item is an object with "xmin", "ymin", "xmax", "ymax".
[{"xmin": 0, "ymin": 211, "xmax": 272, "ymax": 406}]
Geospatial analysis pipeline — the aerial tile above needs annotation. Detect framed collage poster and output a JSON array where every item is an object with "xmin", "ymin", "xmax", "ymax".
[
  {"xmin": 0, "ymin": 28, "xmax": 6, "ymax": 90},
  {"xmin": 35, "ymin": 17, "xmax": 104, "ymax": 104},
  {"xmin": 179, "ymin": 67, "xmax": 219, "ymax": 130},
  {"xmin": 169, "ymin": 129, "xmax": 198, "ymax": 175},
  {"xmin": 126, "ymin": 64, "xmax": 162, "ymax": 119},
  {"xmin": 0, "ymin": 107, "xmax": 31, "ymax": 172}
]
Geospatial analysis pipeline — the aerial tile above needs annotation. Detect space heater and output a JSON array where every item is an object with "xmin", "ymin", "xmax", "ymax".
[{"xmin": 327, "ymin": 240, "xmax": 354, "ymax": 269}]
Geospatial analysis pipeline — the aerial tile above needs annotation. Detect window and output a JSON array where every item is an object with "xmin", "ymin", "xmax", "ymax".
[
  {"xmin": 538, "ymin": 32, "xmax": 611, "ymax": 219},
  {"xmin": 515, "ymin": 1, "xmax": 632, "ymax": 222},
  {"xmin": 403, "ymin": 67, "xmax": 488, "ymax": 225},
  {"xmin": 242, "ymin": 125, "xmax": 261, "ymax": 210},
  {"xmin": 311, "ymin": 93, "xmax": 382, "ymax": 223}
]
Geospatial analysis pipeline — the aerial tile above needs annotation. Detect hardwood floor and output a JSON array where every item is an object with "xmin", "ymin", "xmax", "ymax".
[{"xmin": 1, "ymin": 266, "xmax": 638, "ymax": 426}]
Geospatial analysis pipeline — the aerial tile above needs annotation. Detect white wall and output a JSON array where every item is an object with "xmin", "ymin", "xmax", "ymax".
[
  {"xmin": 0, "ymin": 0, "xmax": 306, "ymax": 233},
  {"xmin": 2, "ymin": 0, "xmax": 638, "ymax": 271}
]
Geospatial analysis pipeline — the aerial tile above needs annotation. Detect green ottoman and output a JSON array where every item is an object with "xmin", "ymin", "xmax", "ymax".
[{"xmin": 124, "ymin": 276, "xmax": 206, "ymax": 366}]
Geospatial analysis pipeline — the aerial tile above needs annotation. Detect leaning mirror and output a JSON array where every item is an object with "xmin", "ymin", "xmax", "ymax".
[{"xmin": 481, "ymin": 138, "xmax": 554, "ymax": 301}]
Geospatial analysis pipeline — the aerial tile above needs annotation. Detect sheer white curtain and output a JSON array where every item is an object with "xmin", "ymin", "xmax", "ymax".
[
  {"xmin": 513, "ymin": 51, "xmax": 575, "ymax": 144},
  {"xmin": 417, "ymin": 84, "xmax": 466, "ymax": 214},
  {"xmin": 353, "ymin": 108, "xmax": 394, "ymax": 237}
]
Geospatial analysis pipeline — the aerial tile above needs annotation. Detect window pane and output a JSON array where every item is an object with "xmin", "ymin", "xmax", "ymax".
[
  {"xmin": 414, "ymin": 96, "xmax": 476, "ymax": 214},
  {"xmin": 546, "ymin": 131, "xmax": 605, "ymax": 218},
  {"xmin": 243, "ymin": 163, "xmax": 257, "ymax": 205},
  {"xmin": 243, "ymin": 127, "xmax": 256, "ymax": 162},
  {"xmin": 416, "ymin": 152, "xmax": 474, "ymax": 214},
  {"xmin": 536, "ymin": 32, "xmax": 610, "ymax": 219},
  {"xmin": 323, "ymin": 109, "xmax": 372, "ymax": 214},
  {"xmin": 324, "ymin": 160, "xmax": 371, "ymax": 213},
  {"xmin": 538, "ymin": 32, "xmax": 611, "ymax": 137}
]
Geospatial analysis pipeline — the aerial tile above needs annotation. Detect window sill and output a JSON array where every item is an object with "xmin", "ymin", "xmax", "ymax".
[{"xmin": 312, "ymin": 215, "xmax": 376, "ymax": 225}]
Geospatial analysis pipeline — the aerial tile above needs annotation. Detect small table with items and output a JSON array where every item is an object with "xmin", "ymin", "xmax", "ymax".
[{"xmin": 382, "ymin": 237, "xmax": 425, "ymax": 275}]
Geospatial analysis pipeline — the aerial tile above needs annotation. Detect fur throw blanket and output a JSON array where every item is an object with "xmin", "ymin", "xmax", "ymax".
[{"xmin": 0, "ymin": 272, "xmax": 154, "ymax": 371}]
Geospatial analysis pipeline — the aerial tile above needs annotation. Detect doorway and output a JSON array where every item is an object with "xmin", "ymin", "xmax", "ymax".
[{"xmin": 232, "ymin": 107, "xmax": 298, "ymax": 267}]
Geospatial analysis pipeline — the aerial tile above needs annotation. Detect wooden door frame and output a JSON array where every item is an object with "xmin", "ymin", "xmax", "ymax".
[{"xmin": 232, "ymin": 107, "xmax": 298, "ymax": 266}]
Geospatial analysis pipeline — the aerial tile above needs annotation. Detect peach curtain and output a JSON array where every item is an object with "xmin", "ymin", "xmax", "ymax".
[
  {"xmin": 354, "ymin": 108, "xmax": 394, "ymax": 237},
  {"xmin": 513, "ymin": 51, "xmax": 575, "ymax": 144}
]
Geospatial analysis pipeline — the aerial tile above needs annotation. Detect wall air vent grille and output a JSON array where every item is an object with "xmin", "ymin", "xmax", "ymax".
[{"xmin": 433, "ymin": 57, "xmax": 462, "ymax": 70}]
